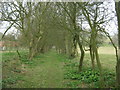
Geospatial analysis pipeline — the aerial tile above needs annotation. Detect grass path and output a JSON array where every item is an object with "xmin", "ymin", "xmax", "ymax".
[
  {"xmin": 14, "ymin": 51, "xmax": 65, "ymax": 88},
  {"xmin": 2, "ymin": 47, "xmax": 116, "ymax": 88}
]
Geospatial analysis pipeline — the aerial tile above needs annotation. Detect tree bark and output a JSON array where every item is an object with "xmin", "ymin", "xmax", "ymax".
[
  {"xmin": 115, "ymin": 1, "xmax": 120, "ymax": 87},
  {"xmin": 28, "ymin": 38, "xmax": 35, "ymax": 60},
  {"xmin": 78, "ymin": 43, "xmax": 85, "ymax": 72},
  {"xmin": 76, "ymin": 35, "xmax": 85, "ymax": 72},
  {"xmin": 90, "ymin": 45, "xmax": 95, "ymax": 69},
  {"xmin": 116, "ymin": 61, "xmax": 120, "ymax": 87}
]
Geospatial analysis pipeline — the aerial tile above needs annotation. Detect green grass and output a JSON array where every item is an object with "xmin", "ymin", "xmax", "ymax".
[
  {"xmin": 2, "ymin": 51, "xmax": 66, "ymax": 88},
  {"xmin": 82, "ymin": 53, "xmax": 116, "ymax": 72},
  {"xmin": 2, "ymin": 52, "xmax": 23, "ymax": 88},
  {"xmin": 14, "ymin": 51, "xmax": 66, "ymax": 88},
  {"xmin": 63, "ymin": 56, "xmax": 116, "ymax": 88},
  {"xmin": 2, "ymin": 46, "xmax": 117, "ymax": 88}
]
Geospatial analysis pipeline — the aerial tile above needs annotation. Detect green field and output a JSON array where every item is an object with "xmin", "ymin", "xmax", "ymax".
[{"xmin": 2, "ymin": 46, "xmax": 117, "ymax": 88}]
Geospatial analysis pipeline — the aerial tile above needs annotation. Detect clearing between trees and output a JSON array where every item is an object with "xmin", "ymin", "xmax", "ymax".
[{"xmin": 2, "ymin": 48, "xmax": 116, "ymax": 88}]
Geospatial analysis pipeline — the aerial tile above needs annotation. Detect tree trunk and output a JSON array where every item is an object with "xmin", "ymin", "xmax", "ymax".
[
  {"xmin": 28, "ymin": 38, "xmax": 35, "ymax": 60},
  {"xmin": 90, "ymin": 45, "xmax": 95, "ymax": 69},
  {"xmin": 76, "ymin": 35, "xmax": 85, "ymax": 72},
  {"xmin": 95, "ymin": 47, "xmax": 102, "ymax": 71},
  {"xmin": 116, "ymin": 61, "xmax": 120, "ymax": 87},
  {"xmin": 115, "ymin": 1, "xmax": 120, "ymax": 87},
  {"xmin": 71, "ymin": 35, "xmax": 77, "ymax": 58},
  {"xmin": 78, "ymin": 42, "xmax": 85, "ymax": 72},
  {"xmin": 91, "ymin": 26, "xmax": 104, "ymax": 87}
]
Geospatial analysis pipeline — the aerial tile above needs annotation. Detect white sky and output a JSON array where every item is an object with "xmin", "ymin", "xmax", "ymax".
[
  {"xmin": 103, "ymin": 0, "xmax": 118, "ymax": 35},
  {"xmin": 0, "ymin": 0, "xmax": 118, "ymax": 35}
]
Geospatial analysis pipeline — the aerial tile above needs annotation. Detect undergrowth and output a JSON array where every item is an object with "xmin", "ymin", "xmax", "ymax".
[{"xmin": 63, "ymin": 59, "xmax": 116, "ymax": 88}]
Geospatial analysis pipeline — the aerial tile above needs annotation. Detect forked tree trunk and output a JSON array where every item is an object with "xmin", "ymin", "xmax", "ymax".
[
  {"xmin": 78, "ymin": 43, "xmax": 85, "ymax": 72},
  {"xmin": 91, "ymin": 26, "xmax": 104, "ymax": 87},
  {"xmin": 76, "ymin": 35, "xmax": 85, "ymax": 72}
]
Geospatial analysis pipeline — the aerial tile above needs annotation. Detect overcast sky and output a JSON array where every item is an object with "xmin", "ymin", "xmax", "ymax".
[{"xmin": 0, "ymin": 0, "xmax": 118, "ymax": 36}]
